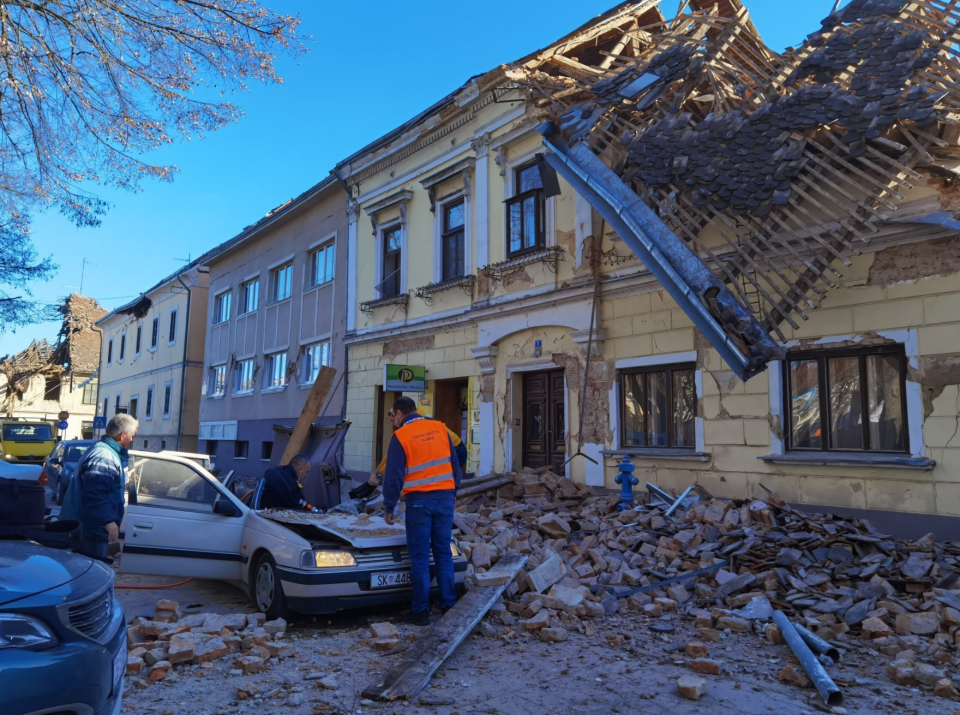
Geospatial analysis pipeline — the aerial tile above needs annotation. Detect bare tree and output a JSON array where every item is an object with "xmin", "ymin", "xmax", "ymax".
[{"xmin": 0, "ymin": 0, "xmax": 303, "ymax": 331}]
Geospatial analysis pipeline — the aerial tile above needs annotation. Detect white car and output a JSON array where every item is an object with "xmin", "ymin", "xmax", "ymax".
[{"xmin": 119, "ymin": 451, "xmax": 467, "ymax": 619}]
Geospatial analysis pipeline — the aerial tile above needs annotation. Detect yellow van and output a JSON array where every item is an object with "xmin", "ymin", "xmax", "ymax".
[{"xmin": 1, "ymin": 420, "xmax": 56, "ymax": 464}]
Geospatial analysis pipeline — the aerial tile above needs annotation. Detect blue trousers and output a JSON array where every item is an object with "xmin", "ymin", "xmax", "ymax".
[
  {"xmin": 405, "ymin": 499, "xmax": 457, "ymax": 614},
  {"xmin": 78, "ymin": 536, "xmax": 110, "ymax": 563}
]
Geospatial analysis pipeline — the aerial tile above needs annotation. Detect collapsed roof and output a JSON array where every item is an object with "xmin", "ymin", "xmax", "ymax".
[{"xmin": 516, "ymin": 0, "xmax": 960, "ymax": 379}]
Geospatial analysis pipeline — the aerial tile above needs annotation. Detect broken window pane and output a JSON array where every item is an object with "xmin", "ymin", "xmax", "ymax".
[
  {"xmin": 647, "ymin": 371, "xmax": 668, "ymax": 447},
  {"xmin": 828, "ymin": 356, "xmax": 863, "ymax": 450},
  {"xmin": 622, "ymin": 373, "xmax": 646, "ymax": 447},
  {"xmin": 789, "ymin": 359, "xmax": 821, "ymax": 449},
  {"xmin": 866, "ymin": 354, "xmax": 905, "ymax": 451},
  {"xmin": 673, "ymin": 369, "xmax": 696, "ymax": 448}
]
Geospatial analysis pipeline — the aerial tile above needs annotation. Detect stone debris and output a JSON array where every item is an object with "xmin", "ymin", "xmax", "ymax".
[{"xmin": 676, "ymin": 674, "xmax": 707, "ymax": 700}]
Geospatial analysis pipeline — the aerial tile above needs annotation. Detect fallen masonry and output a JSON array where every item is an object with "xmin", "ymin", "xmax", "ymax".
[{"xmin": 453, "ymin": 467, "xmax": 960, "ymax": 699}]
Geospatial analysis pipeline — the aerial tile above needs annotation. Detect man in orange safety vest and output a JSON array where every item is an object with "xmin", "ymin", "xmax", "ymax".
[{"xmin": 382, "ymin": 396, "xmax": 461, "ymax": 625}]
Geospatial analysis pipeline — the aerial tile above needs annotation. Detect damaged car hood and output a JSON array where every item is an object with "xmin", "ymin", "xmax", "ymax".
[{"xmin": 259, "ymin": 509, "xmax": 408, "ymax": 549}]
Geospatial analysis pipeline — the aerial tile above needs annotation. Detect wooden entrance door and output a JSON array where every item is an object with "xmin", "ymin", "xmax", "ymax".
[{"xmin": 522, "ymin": 371, "xmax": 566, "ymax": 474}]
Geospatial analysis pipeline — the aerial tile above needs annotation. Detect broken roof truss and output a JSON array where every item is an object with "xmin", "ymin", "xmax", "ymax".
[{"xmin": 519, "ymin": 0, "xmax": 960, "ymax": 379}]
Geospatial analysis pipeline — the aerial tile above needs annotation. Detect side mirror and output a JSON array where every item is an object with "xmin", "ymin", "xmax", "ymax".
[{"xmin": 213, "ymin": 497, "xmax": 239, "ymax": 517}]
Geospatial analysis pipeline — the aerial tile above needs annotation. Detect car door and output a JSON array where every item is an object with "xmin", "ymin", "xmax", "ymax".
[{"xmin": 119, "ymin": 452, "xmax": 248, "ymax": 580}]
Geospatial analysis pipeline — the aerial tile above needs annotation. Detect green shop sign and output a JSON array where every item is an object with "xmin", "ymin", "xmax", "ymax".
[{"xmin": 384, "ymin": 364, "xmax": 426, "ymax": 392}]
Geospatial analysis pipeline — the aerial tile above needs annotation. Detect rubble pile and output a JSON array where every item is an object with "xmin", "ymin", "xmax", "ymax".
[
  {"xmin": 455, "ymin": 468, "xmax": 960, "ymax": 696},
  {"xmin": 124, "ymin": 600, "xmax": 292, "ymax": 685}
]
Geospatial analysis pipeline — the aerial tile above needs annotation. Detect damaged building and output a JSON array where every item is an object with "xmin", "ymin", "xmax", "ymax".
[
  {"xmin": 0, "ymin": 294, "xmax": 107, "ymax": 439},
  {"xmin": 337, "ymin": 0, "xmax": 960, "ymax": 533}
]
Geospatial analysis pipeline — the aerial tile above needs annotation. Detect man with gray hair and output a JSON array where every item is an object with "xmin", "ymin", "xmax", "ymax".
[
  {"xmin": 257, "ymin": 453, "xmax": 320, "ymax": 512},
  {"xmin": 61, "ymin": 413, "xmax": 138, "ymax": 562}
]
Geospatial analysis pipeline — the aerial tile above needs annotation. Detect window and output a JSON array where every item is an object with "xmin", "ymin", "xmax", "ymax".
[
  {"xmin": 150, "ymin": 317, "xmax": 159, "ymax": 349},
  {"xmin": 784, "ymin": 346, "xmax": 907, "ymax": 453},
  {"xmin": 82, "ymin": 380, "xmax": 96, "ymax": 405},
  {"xmin": 308, "ymin": 243, "xmax": 335, "ymax": 287},
  {"xmin": 234, "ymin": 359, "xmax": 255, "ymax": 394},
  {"xmin": 442, "ymin": 200, "xmax": 465, "ymax": 281},
  {"xmin": 135, "ymin": 323, "xmax": 142, "ymax": 356},
  {"xmin": 264, "ymin": 352, "xmax": 288, "ymax": 390},
  {"xmin": 301, "ymin": 341, "xmax": 330, "ymax": 385},
  {"xmin": 119, "ymin": 332, "xmax": 126, "ymax": 362},
  {"xmin": 103, "ymin": 398, "xmax": 109, "ymax": 418},
  {"xmin": 270, "ymin": 263, "xmax": 293, "ymax": 303},
  {"xmin": 162, "ymin": 382, "xmax": 172, "ymax": 419},
  {"xmin": 129, "ymin": 396, "xmax": 139, "ymax": 420},
  {"xmin": 213, "ymin": 291, "xmax": 231, "ymax": 324},
  {"xmin": 261, "ymin": 441, "xmax": 273, "ymax": 461},
  {"xmin": 241, "ymin": 279, "xmax": 259, "ymax": 314},
  {"xmin": 114, "ymin": 395, "xmax": 121, "ymax": 415},
  {"xmin": 145, "ymin": 386, "xmax": 154, "ymax": 420},
  {"xmin": 620, "ymin": 363, "xmax": 696, "ymax": 448},
  {"xmin": 506, "ymin": 162, "xmax": 544, "ymax": 258},
  {"xmin": 44, "ymin": 376, "xmax": 61, "ymax": 402},
  {"xmin": 160, "ymin": 440, "xmax": 166, "ymax": 450},
  {"xmin": 206, "ymin": 440, "xmax": 218, "ymax": 457},
  {"xmin": 235, "ymin": 441, "xmax": 249, "ymax": 459},
  {"xmin": 107, "ymin": 338, "xmax": 114, "ymax": 365},
  {"xmin": 129, "ymin": 454, "xmax": 219, "ymax": 513},
  {"xmin": 168, "ymin": 308, "xmax": 178, "ymax": 345},
  {"xmin": 210, "ymin": 365, "xmax": 227, "ymax": 397},
  {"xmin": 380, "ymin": 225, "xmax": 402, "ymax": 298},
  {"xmin": 143, "ymin": 439, "xmax": 148, "ymax": 449}
]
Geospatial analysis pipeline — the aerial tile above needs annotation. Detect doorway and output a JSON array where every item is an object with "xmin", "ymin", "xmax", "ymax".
[
  {"xmin": 434, "ymin": 379, "xmax": 469, "ymax": 445},
  {"xmin": 521, "ymin": 370, "xmax": 566, "ymax": 475}
]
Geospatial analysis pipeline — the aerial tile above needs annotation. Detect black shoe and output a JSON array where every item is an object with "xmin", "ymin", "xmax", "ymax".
[
  {"xmin": 403, "ymin": 610, "xmax": 430, "ymax": 626},
  {"xmin": 440, "ymin": 603, "xmax": 455, "ymax": 615}
]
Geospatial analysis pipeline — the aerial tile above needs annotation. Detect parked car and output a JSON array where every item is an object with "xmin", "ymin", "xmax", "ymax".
[
  {"xmin": 120, "ymin": 449, "xmax": 467, "ymax": 619},
  {"xmin": 0, "ymin": 541, "xmax": 126, "ymax": 715},
  {"xmin": 0, "ymin": 419, "xmax": 56, "ymax": 465},
  {"xmin": 42, "ymin": 439, "xmax": 96, "ymax": 505}
]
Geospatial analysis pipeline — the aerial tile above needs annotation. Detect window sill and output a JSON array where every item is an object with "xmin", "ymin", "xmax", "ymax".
[
  {"xmin": 161, "ymin": 415, "xmax": 171, "ymax": 420},
  {"xmin": 261, "ymin": 386, "xmax": 287, "ymax": 395},
  {"xmin": 360, "ymin": 294, "xmax": 410, "ymax": 317},
  {"xmin": 269, "ymin": 297, "xmax": 292, "ymax": 307},
  {"xmin": 481, "ymin": 246, "xmax": 564, "ymax": 286},
  {"xmin": 144, "ymin": 416, "xmax": 153, "ymax": 421},
  {"xmin": 207, "ymin": 394, "xmax": 225, "ymax": 400},
  {"xmin": 602, "ymin": 448, "xmax": 712, "ymax": 462},
  {"xmin": 304, "ymin": 280, "xmax": 333, "ymax": 292},
  {"xmin": 759, "ymin": 452, "xmax": 935, "ymax": 470},
  {"xmin": 232, "ymin": 391, "xmax": 254, "ymax": 399},
  {"xmin": 299, "ymin": 382, "xmax": 318, "ymax": 390}
]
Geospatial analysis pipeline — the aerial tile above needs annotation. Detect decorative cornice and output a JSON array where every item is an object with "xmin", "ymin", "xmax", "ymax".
[{"xmin": 470, "ymin": 346, "xmax": 499, "ymax": 374}]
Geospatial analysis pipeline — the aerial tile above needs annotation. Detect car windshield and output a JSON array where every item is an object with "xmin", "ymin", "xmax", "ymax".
[
  {"xmin": 64, "ymin": 444, "xmax": 92, "ymax": 465},
  {"xmin": 3, "ymin": 424, "xmax": 53, "ymax": 442}
]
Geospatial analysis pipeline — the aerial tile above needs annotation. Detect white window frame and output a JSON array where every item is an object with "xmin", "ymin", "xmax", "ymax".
[
  {"xmin": 168, "ymin": 307, "xmax": 179, "ymax": 346},
  {"xmin": 234, "ymin": 359, "xmax": 256, "ymax": 395},
  {"xmin": 106, "ymin": 337, "xmax": 114, "ymax": 366},
  {"xmin": 503, "ymin": 149, "xmax": 556, "ymax": 251},
  {"xmin": 767, "ymin": 330, "xmax": 925, "ymax": 459},
  {"xmin": 150, "ymin": 316, "xmax": 160, "ymax": 351},
  {"xmin": 269, "ymin": 262, "xmax": 294, "ymax": 304},
  {"xmin": 209, "ymin": 364, "xmax": 228, "ymax": 398},
  {"xmin": 129, "ymin": 393, "xmax": 139, "ymax": 420},
  {"xmin": 134, "ymin": 322, "xmax": 143, "ymax": 357},
  {"xmin": 300, "ymin": 340, "xmax": 331, "ymax": 386},
  {"xmin": 433, "ymin": 190, "xmax": 473, "ymax": 284},
  {"xmin": 263, "ymin": 351, "xmax": 288, "ymax": 391},
  {"xmin": 306, "ymin": 235, "xmax": 336, "ymax": 289},
  {"xmin": 161, "ymin": 381, "xmax": 173, "ymax": 420},
  {"xmin": 213, "ymin": 291, "xmax": 231, "ymax": 325},
  {"xmin": 144, "ymin": 385, "xmax": 154, "ymax": 420},
  {"xmin": 240, "ymin": 277, "xmax": 260, "ymax": 315},
  {"xmin": 609, "ymin": 351, "xmax": 706, "ymax": 454},
  {"xmin": 118, "ymin": 330, "xmax": 126, "ymax": 363}
]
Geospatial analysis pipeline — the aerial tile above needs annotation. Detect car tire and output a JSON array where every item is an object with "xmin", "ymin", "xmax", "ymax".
[{"xmin": 251, "ymin": 553, "xmax": 289, "ymax": 621}]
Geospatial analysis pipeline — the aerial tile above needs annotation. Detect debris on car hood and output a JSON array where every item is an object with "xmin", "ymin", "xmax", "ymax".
[{"xmin": 259, "ymin": 509, "xmax": 407, "ymax": 549}]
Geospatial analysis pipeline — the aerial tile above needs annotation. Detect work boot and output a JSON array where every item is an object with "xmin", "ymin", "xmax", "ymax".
[
  {"xmin": 440, "ymin": 603, "xmax": 456, "ymax": 616},
  {"xmin": 403, "ymin": 610, "xmax": 430, "ymax": 627}
]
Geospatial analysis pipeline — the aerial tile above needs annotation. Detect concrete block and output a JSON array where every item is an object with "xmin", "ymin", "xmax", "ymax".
[
  {"xmin": 703, "ymin": 420, "xmax": 745, "ymax": 446},
  {"xmin": 696, "ymin": 472, "xmax": 748, "ymax": 500},
  {"xmin": 819, "ymin": 284, "xmax": 886, "ymax": 308},
  {"xmin": 935, "ymin": 482, "xmax": 960, "ymax": 516},
  {"xmin": 720, "ymin": 394, "xmax": 769, "ymax": 418},
  {"xmin": 604, "ymin": 317, "xmax": 633, "ymax": 338},
  {"xmin": 746, "ymin": 474, "xmax": 800, "ymax": 503},
  {"xmin": 865, "ymin": 480, "xmax": 935, "ymax": 514},
  {"xmin": 650, "ymin": 290, "xmax": 678, "ymax": 311},
  {"xmin": 454, "ymin": 329, "xmax": 478, "ymax": 346},
  {"xmin": 792, "ymin": 308, "xmax": 854, "ymax": 338},
  {"xmin": 854, "ymin": 299, "xmax": 924, "ymax": 331},
  {"xmin": 742, "ymin": 419, "xmax": 769, "ymax": 446},
  {"xmin": 613, "ymin": 335, "xmax": 652, "ymax": 359},
  {"xmin": 799, "ymin": 476, "xmax": 867, "ymax": 509},
  {"xmin": 631, "ymin": 311, "xmax": 672, "ymax": 335},
  {"xmin": 613, "ymin": 293, "xmax": 650, "ymax": 318},
  {"xmin": 453, "ymin": 359, "xmax": 477, "ymax": 376},
  {"xmin": 651, "ymin": 328, "xmax": 694, "ymax": 354},
  {"xmin": 429, "ymin": 362, "xmax": 454, "ymax": 380},
  {"xmin": 920, "ymin": 325, "xmax": 960, "ymax": 355},
  {"xmin": 671, "ymin": 309, "xmax": 695, "ymax": 329},
  {"xmin": 702, "ymin": 396, "xmax": 722, "ymax": 420},
  {"xmin": 710, "ymin": 446, "xmax": 771, "ymax": 473},
  {"xmin": 443, "ymin": 345, "xmax": 466, "ymax": 362},
  {"xmin": 924, "ymin": 294, "xmax": 960, "ymax": 324},
  {"xmin": 886, "ymin": 273, "xmax": 960, "ymax": 299},
  {"xmin": 435, "ymin": 331, "xmax": 457, "ymax": 348}
]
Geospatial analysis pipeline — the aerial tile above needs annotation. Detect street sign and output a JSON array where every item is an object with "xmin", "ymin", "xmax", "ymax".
[
  {"xmin": 384, "ymin": 364, "xmax": 426, "ymax": 392},
  {"xmin": 93, "ymin": 415, "xmax": 107, "ymax": 430},
  {"xmin": 58, "ymin": 411, "xmax": 70, "ymax": 421},
  {"xmin": 57, "ymin": 420, "xmax": 69, "ymax": 431}
]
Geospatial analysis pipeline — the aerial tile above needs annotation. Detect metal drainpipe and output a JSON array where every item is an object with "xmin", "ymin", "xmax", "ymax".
[{"xmin": 175, "ymin": 269, "xmax": 207, "ymax": 450}]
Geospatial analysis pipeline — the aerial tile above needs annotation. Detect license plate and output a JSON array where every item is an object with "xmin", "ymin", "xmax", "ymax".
[
  {"xmin": 371, "ymin": 571, "xmax": 411, "ymax": 589},
  {"xmin": 112, "ymin": 639, "xmax": 127, "ymax": 686}
]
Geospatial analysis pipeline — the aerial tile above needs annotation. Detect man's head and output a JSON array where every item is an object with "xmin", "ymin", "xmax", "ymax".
[
  {"xmin": 106, "ymin": 414, "xmax": 139, "ymax": 448},
  {"xmin": 289, "ymin": 453, "xmax": 311, "ymax": 481},
  {"xmin": 390, "ymin": 397, "xmax": 417, "ymax": 428}
]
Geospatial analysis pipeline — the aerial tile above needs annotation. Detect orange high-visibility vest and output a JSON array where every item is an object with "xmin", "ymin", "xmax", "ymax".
[{"xmin": 394, "ymin": 417, "xmax": 456, "ymax": 495}]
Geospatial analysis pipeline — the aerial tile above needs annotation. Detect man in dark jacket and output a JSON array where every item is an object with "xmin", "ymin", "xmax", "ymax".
[
  {"xmin": 61, "ymin": 414, "xmax": 137, "ymax": 562},
  {"xmin": 257, "ymin": 454, "xmax": 318, "ymax": 511}
]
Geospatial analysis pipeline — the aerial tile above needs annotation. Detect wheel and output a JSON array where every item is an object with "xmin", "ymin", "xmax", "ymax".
[
  {"xmin": 55, "ymin": 476, "xmax": 63, "ymax": 506},
  {"xmin": 250, "ymin": 553, "xmax": 289, "ymax": 621}
]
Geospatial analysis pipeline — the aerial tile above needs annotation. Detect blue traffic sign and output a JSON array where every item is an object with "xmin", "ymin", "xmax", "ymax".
[
  {"xmin": 57, "ymin": 420, "xmax": 69, "ymax": 430},
  {"xmin": 93, "ymin": 416, "xmax": 107, "ymax": 429}
]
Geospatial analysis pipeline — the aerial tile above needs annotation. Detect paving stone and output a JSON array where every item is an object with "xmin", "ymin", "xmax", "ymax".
[{"xmin": 677, "ymin": 675, "xmax": 707, "ymax": 700}]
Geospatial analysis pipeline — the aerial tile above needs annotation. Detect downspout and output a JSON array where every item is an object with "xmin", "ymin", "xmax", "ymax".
[{"xmin": 175, "ymin": 269, "xmax": 208, "ymax": 450}]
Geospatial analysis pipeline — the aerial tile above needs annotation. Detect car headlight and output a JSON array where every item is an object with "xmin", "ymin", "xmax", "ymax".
[
  {"xmin": 450, "ymin": 542, "xmax": 461, "ymax": 558},
  {"xmin": 0, "ymin": 614, "xmax": 58, "ymax": 651},
  {"xmin": 300, "ymin": 550, "xmax": 357, "ymax": 569}
]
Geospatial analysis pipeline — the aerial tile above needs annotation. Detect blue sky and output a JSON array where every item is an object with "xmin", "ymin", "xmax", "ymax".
[{"xmin": 0, "ymin": 0, "xmax": 840, "ymax": 354}]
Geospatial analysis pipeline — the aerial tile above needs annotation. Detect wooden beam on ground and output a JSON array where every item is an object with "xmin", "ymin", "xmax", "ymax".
[
  {"xmin": 279, "ymin": 366, "xmax": 337, "ymax": 466},
  {"xmin": 455, "ymin": 474, "xmax": 516, "ymax": 500},
  {"xmin": 362, "ymin": 554, "xmax": 528, "ymax": 702}
]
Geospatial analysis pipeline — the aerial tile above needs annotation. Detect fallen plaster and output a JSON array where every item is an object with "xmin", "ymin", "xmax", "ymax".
[
  {"xmin": 383, "ymin": 334, "xmax": 435, "ymax": 360},
  {"xmin": 867, "ymin": 236, "xmax": 960, "ymax": 287},
  {"xmin": 921, "ymin": 353, "xmax": 960, "ymax": 417}
]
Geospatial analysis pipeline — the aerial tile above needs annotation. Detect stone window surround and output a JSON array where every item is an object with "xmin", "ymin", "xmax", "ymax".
[
  {"xmin": 763, "ymin": 329, "xmax": 933, "ymax": 470},
  {"xmin": 500, "ymin": 146, "xmax": 557, "ymax": 255},
  {"xmin": 367, "ymin": 190, "xmax": 413, "ymax": 300},
  {"xmin": 421, "ymin": 160, "xmax": 474, "ymax": 285}
]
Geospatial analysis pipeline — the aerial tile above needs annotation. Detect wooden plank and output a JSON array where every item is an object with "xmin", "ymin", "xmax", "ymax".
[
  {"xmin": 278, "ymin": 366, "xmax": 337, "ymax": 466},
  {"xmin": 362, "ymin": 554, "xmax": 528, "ymax": 702},
  {"xmin": 455, "ymin": 474, "xmax": 515, "ymax": 499}
]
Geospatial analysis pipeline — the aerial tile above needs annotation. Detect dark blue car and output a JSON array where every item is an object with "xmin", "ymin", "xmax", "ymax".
[
  {"xmin": 0, "ymin": 541, "xmax": 126, "ymax": 715},
  {"xmin": 42, "ymin": 440, "xmax": 96, "ymax": 506}
]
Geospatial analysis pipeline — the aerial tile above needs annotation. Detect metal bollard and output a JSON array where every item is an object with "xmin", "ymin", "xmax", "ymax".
[{"xmin": 614, "ymin": 455, "xmax": 639, "ymax": 511}]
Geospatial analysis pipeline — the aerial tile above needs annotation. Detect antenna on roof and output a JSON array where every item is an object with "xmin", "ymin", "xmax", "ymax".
[{"xmin": 175, "ymin": 253, "xmax": 192, "ymax": 264}]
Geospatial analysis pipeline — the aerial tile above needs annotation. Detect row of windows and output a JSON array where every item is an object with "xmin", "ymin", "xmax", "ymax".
[
  {"xmin": 376, "ymin": 162, "xmax": 544, "ymax": 299},
  {"xmin": 106, "ymin": 311, "xmax": 177, "ymax": 365},
  {"xmin": 621, "ymin": 346, "xmax": 908, "ymax": 455},
  {"xmin": 103, "ymin": 382, "xmax": 173, "ymax": 422},
  {"xmin": 213, "ymin": 242, "xmax": 335, "ymax": 325},
  {"xmin": 205, "ymin": 439, "xmax": 273, "ymax": 461},
  {"xmin": 208, "ymin": 340, "xmax": 331, "ymax": 398}
]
